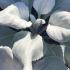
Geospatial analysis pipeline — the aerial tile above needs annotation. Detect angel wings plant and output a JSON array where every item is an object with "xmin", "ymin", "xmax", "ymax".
[{"xmin": 0, "ymin": 0, "xmax": 70, "ymax": 70}]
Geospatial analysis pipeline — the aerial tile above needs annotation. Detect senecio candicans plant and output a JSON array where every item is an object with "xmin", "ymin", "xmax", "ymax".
[{"xmin": 0, "ymin": 0, "xmax": 70, "ymax": 70}]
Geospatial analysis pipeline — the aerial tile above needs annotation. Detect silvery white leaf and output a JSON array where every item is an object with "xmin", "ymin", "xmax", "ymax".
[
  {"xmin": 0, "ymin": 3, "xmax": 32, "ymax": 29},
  {"xmin": 0, "ymin": 0, "xmax": 15, "ymax": 9},
  {"xmin": 49, "ymin": 11, "xmax": 70, "ymax": 29},
  {"xmin": 46, "ymin": 24, "xmax": 70, "ymax": 43},
  {"xmin": 0, "ymin": 26, "xmax": 15, "ymax": 46},
  {"xmin": 0, "ymin": 46, "xmax": 22, "ymax": 70},
  {"xmin": 4, "ymin": 2, "xmax": 29, "ymax": 21},
  {"xmin": 33, "ymin": 0, "xmax": 55, "ymax": 16},
  {"xmin": 12, "ymin": 31, "xmax": 47, "ymax": 70},
  {"xmin": 47, "ymin": 11, "xmax": 70, "ymax": 43}
]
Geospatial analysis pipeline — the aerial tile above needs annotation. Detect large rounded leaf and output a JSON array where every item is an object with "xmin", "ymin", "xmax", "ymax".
[
  {"xmin": 33, "ymin": 0, "xmax": 55, "ymax": 16},
  {"xmin": 12, "ymin": 31, "xmax": 47, "ymax": 70},
  {"xmin": 47, "ymin": 11, "xmax": 70, "ymax": 43},
  {"xmin": 49, "ymin": 11, "xmax": 70, "ymax": 29},
  {"xmin": 4, "ymin": 2, "xmax": 29, "ymax": 21},
  {"xmin": 0, "ymin": 2, "xmax": 32, "ymax": 29},
  {"xmin": 0, "ymin": 13, "xmax": 32, "ymax": 29},
  {"xmin": 46, "ymin": 24, "xmax": 70, "ymax": 43}
]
